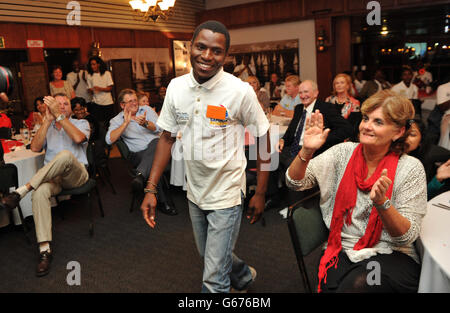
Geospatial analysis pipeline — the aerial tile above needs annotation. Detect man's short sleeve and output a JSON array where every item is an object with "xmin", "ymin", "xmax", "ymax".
[
  {"xmin": 75, "ymin": 119, "xmax": 91, "ymax": 141},
  {"xmin": 239, "ymin": 84, "xmax": 270, "ymax": 137},
  {"xmin": 156, "ymin": 82, "xmax": 179, "ymax": 133}
]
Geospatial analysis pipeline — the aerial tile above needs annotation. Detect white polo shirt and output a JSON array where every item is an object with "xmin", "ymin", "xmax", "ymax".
[
  {"xmin": 391, "ymin": 81, "xmax": 418, "ymax": 100},
  {"xmin": 157, "ymin": 68, "xmax": 270, "ymax": 210}
]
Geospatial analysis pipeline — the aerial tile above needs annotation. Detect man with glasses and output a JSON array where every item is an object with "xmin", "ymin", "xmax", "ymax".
[{"xmin": 106, "ymin": 88, "xmax": 176, "ymax": 215}]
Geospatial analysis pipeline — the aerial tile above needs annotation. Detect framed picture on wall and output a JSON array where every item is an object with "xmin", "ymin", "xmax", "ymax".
[{"xmin": 172, "ymin": 40, "xmax": 191, "ymax": 77}]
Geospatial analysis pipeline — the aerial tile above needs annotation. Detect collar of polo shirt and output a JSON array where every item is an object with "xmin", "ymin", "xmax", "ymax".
[{"xmin": 188, "ymin": 67, "xmax": 225, "ymax": 90}]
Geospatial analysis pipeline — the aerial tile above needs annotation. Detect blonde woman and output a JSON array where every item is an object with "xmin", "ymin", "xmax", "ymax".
[{"xmin": 326, "ymin": 73, "xmax": 360, "ymax": 119}]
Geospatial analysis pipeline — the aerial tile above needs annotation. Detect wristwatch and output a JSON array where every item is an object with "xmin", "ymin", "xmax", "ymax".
[
  {"xmin": 143, "ymin": 120, "xmax": 148, "ymax": 128},
  {"xmin": 56, "ymin": 114, "xmax": 66, "ymax": 122},
  {"xmin": 374, "ymin": 198, "xmax": 391, "ymax": 211}
]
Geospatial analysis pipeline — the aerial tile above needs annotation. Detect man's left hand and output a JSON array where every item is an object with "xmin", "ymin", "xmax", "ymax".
[
  {"xmin": 247, "ymin": 193, "xmax": 265, "ymax": 224},
  {"xmin": 133, "ymin": 111, "xmax": 147, "ymax": 126}
]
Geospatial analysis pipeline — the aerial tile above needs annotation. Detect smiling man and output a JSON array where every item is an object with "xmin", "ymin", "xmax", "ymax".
[
  {"xmin": 0, "ymin": 93, "xmax": 90, "ymax": 277},
  {"xmin": 105, "ymin": 89, "xmax": 175, "ymax": 215},
  {"xmin": 140, "ymin": 20, "xmax": 271, "ymax": 293}
]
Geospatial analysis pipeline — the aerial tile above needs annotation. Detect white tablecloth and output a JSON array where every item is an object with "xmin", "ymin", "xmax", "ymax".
[
  {"xmin": 418, "ymin": 191, "xmax": 450, "ymax": 293},
  {"xmin": 1, "ymin": 148, "xmax": 45, "ymax": 226},
  {"xmin": 170, "ymin": 139, "xmax": 187, "ymax": 190}
]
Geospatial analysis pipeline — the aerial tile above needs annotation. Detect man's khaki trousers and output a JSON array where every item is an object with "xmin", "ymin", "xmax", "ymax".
[{"xmin": 29, "ymin": 150, "xmax": 88, "ymax": 243}]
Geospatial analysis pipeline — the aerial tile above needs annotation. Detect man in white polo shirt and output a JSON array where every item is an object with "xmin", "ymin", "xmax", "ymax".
[
  {"xmin": 391, "ymin": 68, "xmax": 419, "ymax": 100},
  {"xmin": 140, "ymin": 20, "xmax": 271, "ymax": 293}
]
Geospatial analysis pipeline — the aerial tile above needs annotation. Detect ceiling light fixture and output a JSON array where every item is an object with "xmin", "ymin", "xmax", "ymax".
[{"xmin": 129, "ymin": 0, "xmax": 176, "ymax": 22}]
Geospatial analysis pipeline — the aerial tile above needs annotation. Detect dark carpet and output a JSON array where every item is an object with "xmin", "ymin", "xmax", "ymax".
[{"xmin": 0, "ymin": 157, "xmax": 321, "ymax": 293}]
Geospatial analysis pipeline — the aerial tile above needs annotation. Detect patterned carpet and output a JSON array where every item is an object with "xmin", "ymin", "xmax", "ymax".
[{"xmin": 0, "ymin": 156, "xmax": 321, "ymax": 293}]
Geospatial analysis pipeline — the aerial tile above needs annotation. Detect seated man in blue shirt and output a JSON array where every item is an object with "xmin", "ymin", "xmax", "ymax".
[
  {"xmin": 106, "ymin": 88, "xmax": 176, "ymax": 215},
  {"xmin": 272, "ymin": 75, "xmax": 301, "ymax": 118},
  {"xmin": 0, "ymin": 93, "xmax": 90, "ymax": 277}
]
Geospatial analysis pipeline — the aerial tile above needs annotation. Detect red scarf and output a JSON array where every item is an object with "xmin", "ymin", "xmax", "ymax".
[{"xmin": 317, "ymin": 144, "xmax": 399, "ymax": 292}]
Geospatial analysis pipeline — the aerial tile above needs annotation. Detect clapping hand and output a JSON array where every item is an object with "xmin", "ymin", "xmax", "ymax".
[
  {"xmin": 302, "ymin": 110, "xmax": 330, "ymax": 156},
  {"xmin": 370, "ymin": 169, "xmax": 391, "ymax": 206},
  {"xmin": 133, "ymin": 111, "xmax": 147, "ymax": 127},
  {"xmin": 123, "ymin": 106, "xmax": 132, "ymax": 125},
  {"xmin": 44, "ymin": 106, "xmax": 55, "ymax": 122},
  {"xmin": 436, "ymin": 159, "xmax": 450, "ymax": 182},
  {"xmin": 43, "ymin": 96, "xmax": 60, "ymax": 118}
]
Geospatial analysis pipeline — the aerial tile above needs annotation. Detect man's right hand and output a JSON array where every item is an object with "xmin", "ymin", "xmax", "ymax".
[
  {"xmin": 123, "ymin": 107, "xmax": 132, "ymax": 126},
  {"xmin": 276, "ymin": 139, "xmax": 284, "ymax": 153},
  {"xmin": 141, "ymin": 193, "xmax": 157, "ymax": 228}
]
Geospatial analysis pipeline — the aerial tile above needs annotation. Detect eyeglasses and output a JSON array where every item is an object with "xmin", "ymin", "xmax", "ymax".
[{"xmin": 122, "ymin": 99, "xmax": 138, "ymax": 105}]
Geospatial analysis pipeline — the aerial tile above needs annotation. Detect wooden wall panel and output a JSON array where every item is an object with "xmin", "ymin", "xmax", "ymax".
[
  {"xmin": 315, "ymin": 17, "xmax": 334, "ymax": 99},
  {"xmin": 94, "ymin": 28, "xmax": 135, "ymax": 48},
  {"xmin": 0, "ymin": 23, "xmax": 27, "ymax": 48},
  {"xmin": 40, "ymin": 24, "xmax": 80, "ymax": 48},
  {"xmin": 335, "ymin": 17, "xmax": 351, "ymax": 75},
  {"xmin": 347, "ymin": 0, "xmax": 395, "ymax": 12}
]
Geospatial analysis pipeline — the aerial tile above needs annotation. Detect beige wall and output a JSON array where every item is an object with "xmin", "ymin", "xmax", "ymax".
[{"xmin": 229, "ymin": 19, "xmax": 317, "ymax": 83}]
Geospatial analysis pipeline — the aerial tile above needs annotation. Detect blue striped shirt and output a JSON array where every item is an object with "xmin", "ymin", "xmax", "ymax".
[{"xmin": 106, "ymin": 106, "xmax": 161, "ymax": 152}]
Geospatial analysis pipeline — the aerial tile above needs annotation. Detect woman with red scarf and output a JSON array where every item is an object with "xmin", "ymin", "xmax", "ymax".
[{"xmin": 286, "ymin": 90, "xmax": 426, "ymax": 292}]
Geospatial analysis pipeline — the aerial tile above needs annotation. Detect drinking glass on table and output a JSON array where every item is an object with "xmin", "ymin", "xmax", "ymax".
[{"xmin": 20, "ymin": 128, "xmax": 30, "ymax": 143}]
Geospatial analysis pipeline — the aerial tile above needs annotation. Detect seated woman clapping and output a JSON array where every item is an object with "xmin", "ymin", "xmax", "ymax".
[{"xmin": 286, "ymin": 90, "xmax": 427, "ymax": 293}]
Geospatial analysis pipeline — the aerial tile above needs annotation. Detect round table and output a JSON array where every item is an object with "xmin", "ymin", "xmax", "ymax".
[
  {"xmin": 418, "ymin": 191, "xmax": 450, "ymax": 292},
  {"xmin": 1, "ymin": 146, "xmax": 45, "ymax": 226}
]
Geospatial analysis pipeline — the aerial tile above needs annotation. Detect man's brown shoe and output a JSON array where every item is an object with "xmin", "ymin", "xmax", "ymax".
[
  {"xmin": 36, "ymin": 250, "xmax": 53, "ymax": 277},
  {"xmin": 0, "ymin": 192, "xmax": 21, "ymax": 212}
]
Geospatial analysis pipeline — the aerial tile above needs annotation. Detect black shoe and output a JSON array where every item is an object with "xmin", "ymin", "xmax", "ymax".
[
  {"xmin": 157, "ymin": 203, "xmax": 178, "ymax": 216},
  {"xmin": 0, "ymin": 192, "xmax": 21, "ymax": 212},
  {"xmin": 131, "ymin": 175, "xmax": 145, "ymax": 193}
]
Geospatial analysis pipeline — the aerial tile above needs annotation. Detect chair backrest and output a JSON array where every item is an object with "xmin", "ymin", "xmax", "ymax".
[
  {"xmin": 0, "ymin": 163, "xmax": 19, "ymax": 192},
  {"xmin": 287, "ymin": 190, "xmax": 327, "ymax": 293},
  {"xmin": 115, "ymin": 138, "xmax": 130, "ymax": 161},
  {"xmin": 288, "ymin": 194, "xmax": 328, "ymax": 256},
  {"xmin": 86, "ymin": 141, "xmax": 97, "ymax": 178}
]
